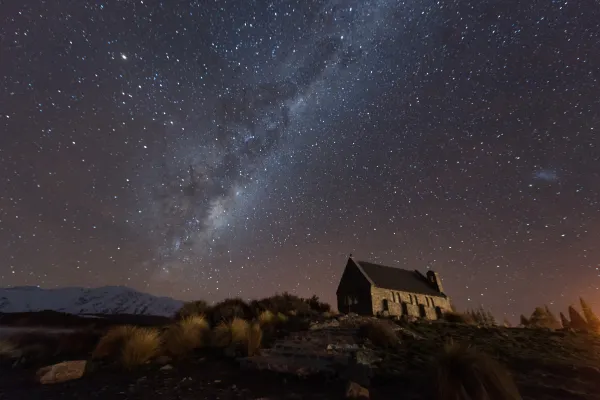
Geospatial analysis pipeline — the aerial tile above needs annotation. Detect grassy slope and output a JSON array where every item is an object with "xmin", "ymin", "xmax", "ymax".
[{"xmin": 372, "ymin": 320, "xmax": 600, "ymax": 399}]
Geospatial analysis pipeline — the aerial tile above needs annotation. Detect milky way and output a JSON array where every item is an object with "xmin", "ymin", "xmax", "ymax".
[{"xmin": 1, "ymin": 0, "xmax": 600, "ymax": 320}]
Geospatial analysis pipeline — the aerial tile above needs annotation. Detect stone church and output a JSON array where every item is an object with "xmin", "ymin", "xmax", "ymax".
[{"xmin": 336, "ymin": 257, "xmax": 452, "ymax": 320}]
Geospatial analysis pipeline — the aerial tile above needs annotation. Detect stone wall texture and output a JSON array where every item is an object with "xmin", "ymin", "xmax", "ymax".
[{"xmin": 370, "ymin": 286, "xmax": 451, "ymax": 320}]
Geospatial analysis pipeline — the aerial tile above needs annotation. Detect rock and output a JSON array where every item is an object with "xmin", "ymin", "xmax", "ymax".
[
  {"xmin": 160, "ymin": 364, "xmax": 173, "ymax": 371},
  {"xmin": 346, "ymin": 381, "xmax": 369, "ymax": 399},
  {"xmin": 155, "ymin": 355, "xmax": 172, "ymax": 365},
  {"xmin": 36, "ymin": 360, "xmax": 87, "ymax": 384}
]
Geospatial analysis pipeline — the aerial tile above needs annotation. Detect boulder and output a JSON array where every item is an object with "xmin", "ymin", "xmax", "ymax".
[
  {"xmin": 346, "ymin": 381, "xmax": 369, "ymax": 399},
  {"xmin": 36, "ymin": 360, "xmax": 87, "ymax": 384}
]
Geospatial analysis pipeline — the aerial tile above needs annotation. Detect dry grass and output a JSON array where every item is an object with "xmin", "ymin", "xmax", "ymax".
[
  {"xmin": 434, "ymin": 341, "xmax": 521, "ymax": 400},
  {"xmin": 92, "ymin": 325, "xmax": 138, "ymax": 359},
  {"xmin": 359, "ymin": 320, "xmax": 399, "ymax": 348},
  {"xmin": 212, "ymin": 317, "xmax": 250, "ymax": 348},
  {"xmin": 247, "ymin": 322, "xmax": 263, "ymax": 356},
  {"xmin": 93, "ymin": 325, "xmax": 161, "ymax": 369},
  {"xmin": 163, "ymin": 315, "xmax": 210, "ymax": 357},
  {"xmin": 121, "ymin": 327, "xmax": 161, "ymax": 369},
  {"xmin": 258, "ymin": 310, "xmax": 275, "ymax": 326}
]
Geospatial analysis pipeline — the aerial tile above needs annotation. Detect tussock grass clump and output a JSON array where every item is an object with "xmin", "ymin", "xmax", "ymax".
[
  {"xmin": 163, "ymin": 315, "xmax": 210, "ymax": 357},
  {"xmin": 92, "ymin": 325, "xmax": 138, "ymax": 359},
  {"xmin": 93, "ymin": 325, "xmax": 161, "ymax": 369},
  {"xmin": 258, "ymin": 310, "xmax": 275, "ymax": 326},
  {"xmin": 359, "ymin": 320, "xmax": 399, "ymax": 348},
  {"xmin": 444, "ymin": 311, "xmax": 475, "ymax": 325},
  {"xmin": 121, "ymin": 327, "xmax": 161, "ymax": 369},
  {"xmin": 247, "ymin": 322, "xmax": 263, "ymax": 356},
  {"xmin": 212, "ymin": 317, "xmax": 250, "ymax": 348},
  {"xmin": 434, "ymin": 341, "xmax": 521, "ymax": 400}
]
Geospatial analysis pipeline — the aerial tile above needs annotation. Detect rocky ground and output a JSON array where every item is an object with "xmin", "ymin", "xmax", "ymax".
[{"xmin": 2, "ymin": 314, "xmax": 600, "ymax": 399}]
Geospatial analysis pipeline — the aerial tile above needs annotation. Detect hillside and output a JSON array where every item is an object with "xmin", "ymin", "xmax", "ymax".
[
  {"xmin": 0, "ymin": 286, "xmax": 183, "ymax": 317},
  {"xmin": 2, "ymin": 312, "xmax": 600, "ymax": 399}
]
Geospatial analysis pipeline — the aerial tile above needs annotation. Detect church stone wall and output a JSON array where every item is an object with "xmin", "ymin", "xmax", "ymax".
[{"xmin": 370, "ymin": 286, "xmax": 451, "ymax": 320}]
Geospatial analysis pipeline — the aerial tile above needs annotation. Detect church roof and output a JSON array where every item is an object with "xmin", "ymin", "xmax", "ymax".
[{"xmin": 352, "ymin": 258, "xmax": 445, "ymax": 297}]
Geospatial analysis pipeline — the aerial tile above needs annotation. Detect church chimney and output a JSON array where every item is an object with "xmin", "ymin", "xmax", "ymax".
[{"xmin": 426, "ymin": 271, "xmax": 444, "ymax": 294}]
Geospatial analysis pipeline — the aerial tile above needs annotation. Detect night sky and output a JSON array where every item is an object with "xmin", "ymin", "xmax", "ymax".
[{"xmin": 1, "ymin": 0, "xmax": 599, "ymax": 319}]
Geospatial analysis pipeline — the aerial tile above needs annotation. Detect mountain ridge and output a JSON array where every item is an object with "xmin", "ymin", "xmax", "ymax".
[{"xmin": 0, "ymin": 285, "xmax": 183, "ymax": 317}]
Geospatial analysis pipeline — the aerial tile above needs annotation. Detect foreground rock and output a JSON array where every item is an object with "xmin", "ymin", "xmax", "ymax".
[{"xmin": 36, "ymin": 360, "xmax": 87, "ymax": 384}]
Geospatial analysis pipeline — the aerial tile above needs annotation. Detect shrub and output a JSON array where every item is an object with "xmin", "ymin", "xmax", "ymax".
[
  {"xmin": 569, "ymin": 305, "xmax": 589, "ymax": 331},
  {"xmin": 208, "ymin": 298, "xmax": 253, "ymax": 325},
  {"xmin": 580, "ymin": 298, "xmax": 600, "ymax": 331},
  {"xmin": 559, "ymin": 312, "xmax": 570, "ymax": 329},
  {"xmin": 247, "ymin": 322, "xmax": 263, "ymax": 356},
  {"xmin": 92, "ymin": 325, "xmax": 138, "ymax": 360},
  {"xmin": 304, "ymin": 295, "xmax": 331, "ymax": 313},
  {"xmin": 443, "ymin": 311, "xmax": 474, "ymax": 324},
  {"xmin": 433, "ymin": 341, "xmax": 521, "ymax": 400},
  {"xmin": 257, "ymin": 310, "xmax": 275, "ymax": 326},
  {"xmin": 252, "ymin": 292, "xmax": 312, "ymax": 316},
  {"xmin": 276, "ymin": 312, "xmax": 289, "ymax": 324},
  {"xmin": 163, "ymin": 315, "xmax": 210, "ymax": 357},
  {"xmin": 175, "ymin": 300, "xmax": 209, "ymax": 319},
  {"xmin": 467, "ymin": 307, "xmax": 497, "ymax": 326},
  {"xmin": 358, "ymin": 320, "xmax": 399, "ymax": 348},
  {"xmin": 528, "ymin": 306, "xmax": 560, "ymax": 329},
  {"xmin": 121, "ymin": 327, "xmax": 161, "ymax": 369},
  {"xmin": 519, "ymin": 315, "xmax": 529, "ymax": 327},
  {"xmin": 212, "ymin": 317, "xmax": 250, "ymax": 348}
]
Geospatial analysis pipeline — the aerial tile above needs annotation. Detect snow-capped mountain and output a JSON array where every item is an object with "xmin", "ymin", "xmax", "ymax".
[{"xmin": 0, "ymin": 286, "xmax": 183, "ymax": 317}]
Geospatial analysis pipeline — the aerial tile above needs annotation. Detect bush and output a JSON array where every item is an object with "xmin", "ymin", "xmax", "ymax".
[
  {"xmin": 467, "ymin": 307, "xmax": 497, "ymax": 327},
  {"xmin": 163, "ymin": 315, "xmax": 210, "ymax": 357},
  {"xmin": 443, "ymin": 311, "xmax": 474, "ymax": 325},
  {"xmin": 358, "ymin": 320, "xmax": 399, "ymax": 348},
  {"xmin": 92, "ymin": 325, "xmax": 138, "ymax": 360},
  {"xmin": 212, "ymin": 317, "xmax": 250, "ymax": 348},
  {"xmin": 528, "ymin": 306, "xmax": 561, "ymax": 329},
  {"xmin": 257, "ymin": 310, "xmax": 275, "ymax": 326},
  {"xmin": 276, "ymin": 312, "xmax": 289, "ymax": 324},
  {"xmin": 304, "ymin": 295, "xmax": 331, "ymax": 313},
  {"xmin": 251, "ymin": 292, "xmax": 312, "ymax": 316},
  {"xmin": 175, "ymin": 300, "xmax": 209, "ymax": 319},
  {"xmin": 208, "ymin": 298, "xmax": 253, "ymax": 326},
  {"xmin": 93, "ymin": 325, "xmax": 161, "ymax": 369},
  {"xmin": 433, "ymin": 341, "xmax": 521, "ymax": 400},
  {"xmin": 247, "ymin": 322, "xmax": 263, "ymax": 356},
  {"xmin": 121, "ymin": 327, "xmax": 161, "ymax": 369}
]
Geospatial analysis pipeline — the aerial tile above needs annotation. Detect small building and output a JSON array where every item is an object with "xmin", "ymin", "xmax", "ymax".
[{"xmin": 336, "ymin": 257, "xmax": 452, "ymax": 319}]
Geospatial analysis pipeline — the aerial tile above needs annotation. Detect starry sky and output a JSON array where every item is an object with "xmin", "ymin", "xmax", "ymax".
[{"xmin": 1, "ymin": 0, "xmax": 599, "ymax": 320}]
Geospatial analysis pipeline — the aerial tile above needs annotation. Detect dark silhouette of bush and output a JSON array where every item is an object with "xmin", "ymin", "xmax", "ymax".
[
  {"xmin": 467, "ymin": 306, "xmax": 496, "ymax": 327},
  {"xmin": 519, "ymin": 315, "xmax": 529, "ymax": 327},
  {"xmin": 250, "ymin": 292, "xmax": 312, "ymax": 316},
  {"xmin": 443, "ymin": 311, "xmax": 474, "ymax": 324},
  {"xmin": 304, "ymin": 295, "xmax": 331, "ymax": 313},
  {"xmin": 527, "ymin": 306, "xmax": 561, "ymax": 329},
  {"xmin": 580, "ymin": 298, "xmax": 600, "ymax": 332},
  {"xmin": 207, "ymin": 298, "xmax": 253, "ymax": 325},
  {"xmin": 433, "ymin": 341, "xmax": 521, "ymax": 400},
  {"xmin": 568, "ymin": 305, "xmax": 589, "ymax": 331},
  {"xmin": 559, "ymin": 312, "xmax": 570, "ymax": 329},
  {"xmin": 175, "ymin": 300, "xmax": 209, "ymax": 319}
]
